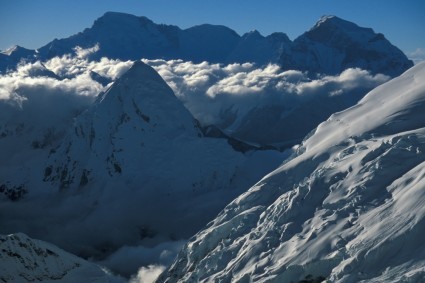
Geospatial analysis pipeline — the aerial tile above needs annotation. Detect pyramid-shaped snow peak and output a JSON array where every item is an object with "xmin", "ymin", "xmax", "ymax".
[
  {"xmin": 92, "ymin": 60, "xmax": 202, "ymax": 138},
  {"xmin": 40, "ymin": 60, "xmax": 283, "ymax": 252},
  {"xmin": 44, "ymin": 60, "xmax": 203, "ymax": 190}
]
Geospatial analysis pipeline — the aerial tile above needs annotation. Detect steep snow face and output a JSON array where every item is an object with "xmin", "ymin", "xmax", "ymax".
[
  {"xmin": 158, "ymin": 63, "xmax": 425, "ymax": 283},
  {"xmin": 44, "ymin": 60, "xmax": 202, "ymax": 190},
  {"xmin": 26, "ymin": 61, "xmax": 285, "ymax": 260},
  {"xmin": 281, "ymin": 15, "xmax": 413, "ymax": 77},
  {"xmin": 0, "ymin": 233, "xmax": 112, "ymax": 283}
]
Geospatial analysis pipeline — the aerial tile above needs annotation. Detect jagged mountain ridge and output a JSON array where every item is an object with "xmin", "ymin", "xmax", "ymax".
[
  {"xmin": 23, "ymin": 11, "xmax": 289, "ymax": 68},
  {"xmin": 158, "ymin": 62, "xmax": 425, "ymax": 282},
  {"xmin": 0, "ymin": 12, "xmax": 412, "ymax": 76}
]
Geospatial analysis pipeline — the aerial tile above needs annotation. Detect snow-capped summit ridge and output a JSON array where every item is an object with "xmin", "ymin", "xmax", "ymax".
[
  {"xmin": 313, "ymin": 15, "xmax": 337, "ymax": 27},
  {"xmin": 312, "ymin": 15, "xmax": 364, "ymax": 31},
  {"xmin": 1, "ymin": 45, "xmax": 24, "ymax": 56},
  {"xmin": 1, "ymin": 13, "xmax": 412, "ymax": 76}
]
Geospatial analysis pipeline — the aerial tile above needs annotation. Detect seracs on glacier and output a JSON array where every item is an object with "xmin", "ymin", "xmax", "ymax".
[{"xmin": 159, "ymin": 62, "xmax": 425, "ymax": 283}]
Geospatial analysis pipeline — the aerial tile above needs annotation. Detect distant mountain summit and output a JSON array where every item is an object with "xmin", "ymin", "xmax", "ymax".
[
  {"xmin": 280, "ymin": 15, "xmax": 413, "ymax": 76},
  {"xmin": 35, "ymin": 11, "xmax": 274, "ymax": 64},
  {"xmin": 0, "ymin": 45, "xmax": 36, "ymax": 72},
  {"xmin": 0, "ymin": 12, "xmax": 412, "ymax": 76}
]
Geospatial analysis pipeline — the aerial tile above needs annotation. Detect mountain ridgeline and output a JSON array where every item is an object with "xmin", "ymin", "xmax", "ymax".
[{"xmin": 1, "ymin": 12, "xmax": 412, "ymax": 76}]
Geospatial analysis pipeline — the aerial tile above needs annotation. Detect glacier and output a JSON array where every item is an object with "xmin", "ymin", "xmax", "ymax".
[{"xmin": 158, "ymin": 62, "xmax": 425, "ymax": 282}]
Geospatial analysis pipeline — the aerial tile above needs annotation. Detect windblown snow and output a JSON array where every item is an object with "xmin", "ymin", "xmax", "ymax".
[{"xmin": 158, "ymin": 62, "xmax": 425, "ymax": 283}]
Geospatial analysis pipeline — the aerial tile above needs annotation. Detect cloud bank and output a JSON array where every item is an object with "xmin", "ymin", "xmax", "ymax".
[
  {"xmin": 143, "ymin": 59, "xmax": 389, "ymax": 140},
  {"xmin": 408, "ymin": 48, "xmax": 425, "ymax": 64},
  {"xmin": 0, "ymin": 45, "xmax": 389, "ymax": 136}
]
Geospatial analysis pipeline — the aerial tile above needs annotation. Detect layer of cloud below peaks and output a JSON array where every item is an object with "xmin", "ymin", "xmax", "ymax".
[
  {"xmin": 0, "ymin": 47, "xmax": 391, "ymax": 147},
  {"xmin": 143, "ymin": 59, "xmax": 390, "ymax": 127}
]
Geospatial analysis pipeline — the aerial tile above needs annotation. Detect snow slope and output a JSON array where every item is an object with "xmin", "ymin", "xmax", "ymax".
[
  {"xmin": 0, "ymin": 233, "xmax": 113, "ymax": 283},
  {"xmin": 158, "ymin": 62, "xmax": 425, "ymax": 282},
  {"xmin": 0, "ymin": 61, "xmax": 285, "ymax": 275}
]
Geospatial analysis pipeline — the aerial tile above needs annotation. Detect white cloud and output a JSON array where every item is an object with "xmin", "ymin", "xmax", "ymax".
[
  {"xmin": 99, "ymin": 240, "xmax": 185, "ymax": 277},
  {"xmin": 74, "ymin": 44, "xmax": 100, "ymax": 59},
  {"xmin": 130, "ymin": 265, "xmax": 165, "ymax": 283},
  {"xmin": 142, "ymin": 59, "xmax": 390, "ymax": 128},
  {"xmin": 408, "ymin": 48, "xmax": 425, "ymax": 64},
  {"xmin": 44, "ymin": 51, "xmax": 132, "ymax": 80}
]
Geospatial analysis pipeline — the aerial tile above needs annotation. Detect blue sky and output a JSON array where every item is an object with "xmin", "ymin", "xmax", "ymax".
[{"xmin": 1, "ymin": 0, "xmax": 424, "ymax": 61}]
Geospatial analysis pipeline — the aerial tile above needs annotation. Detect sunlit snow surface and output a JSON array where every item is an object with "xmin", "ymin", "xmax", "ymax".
[{"xmin": 159, "ymin": 63, "xmax": 425, "ymax": 282}]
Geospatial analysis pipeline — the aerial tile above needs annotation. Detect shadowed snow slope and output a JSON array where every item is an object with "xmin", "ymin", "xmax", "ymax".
[
  {"xmin": 0, "ymin": 61, "xmax": 284, "ymax": 270},
  {"xmin": 0, "ymin": 233, "xmax": 112, "ymax": 283},
  {"xmin": 158, "ymin": 62, "xmax": 425, "ymax": 282}
]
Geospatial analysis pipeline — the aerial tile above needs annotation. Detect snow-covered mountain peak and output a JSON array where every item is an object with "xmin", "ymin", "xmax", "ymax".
[
  {"xmin": 36, "ymin": 60, "xmax": 285, "ymax": 261},
  {"xmin": 0, "ymin": 233, "xmax": 110, "ymax": 283},
  {"xmin": 307, "ymin": 15, "xmax": 374, "ymax": 43},
  {"xmin": 281, "ymin": 15, "xmax": 413, "ymax": 76},
  {"xmin": 0, "ymin": 45, "xmax": 37, "ymax": 73},
  {"xmin": 112, "ymin": 60, "xmax": 174, "ymax": 97},
  {"xmin": 43, "ymin": 60, "xmax": 202, "ymax": 190},
  {"xmin": 95, "ymin": 60, "xmax": 200, "ymax": 134},
  {"xmin": 0, "ymin": 13, "xmax": 413, "ymax": 76},
  {"xmin": 313, "ymin": 15, "xmax": 362, "ymax": 30},
  {"xmin": 1, "ymin": 45, "xmax": 25, "ymax": 56}
]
